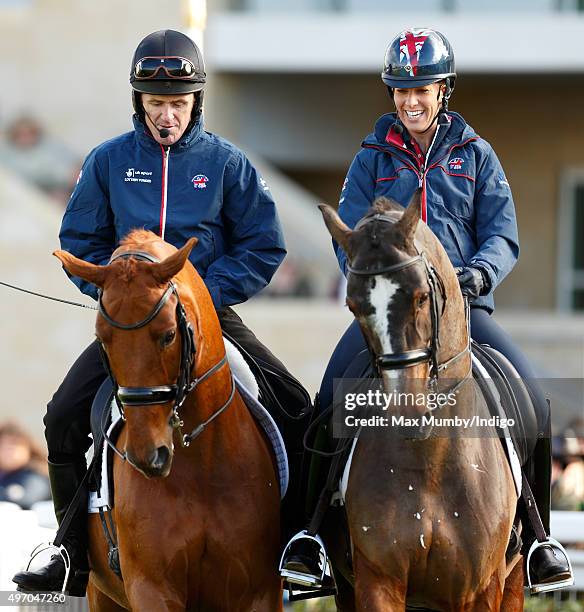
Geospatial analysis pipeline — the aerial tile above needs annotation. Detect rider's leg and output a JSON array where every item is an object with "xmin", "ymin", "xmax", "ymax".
[
  {"xmin": 13, "ymin": 341, "xmax": 107, "ymax": 596},
  {"xmin": 469, "ymin": 307, "xmax": 572, "ymax": 587},
  {"xmin": 215, "ymin": 307, "xmax": 312, "ymax": 540},
  {"xmin": 280, "ymin": 319, "xmax": 367, "ymax": 586},
  {"xmin": 216, "ymin": 307, "xmax": 309, "ymax": 412}
]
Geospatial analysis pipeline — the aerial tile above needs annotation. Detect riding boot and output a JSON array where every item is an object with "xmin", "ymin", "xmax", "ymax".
[
  {"xmin": 280, "ymin": 409, "xmax": 343, "ymax": 589},
  {"xmin": 523, "ymin": 423, "xmax": 573, "ymax": 591},
  {"xmin": 13, "ymin": 460, "xmax": 90, "ymax": 596}
]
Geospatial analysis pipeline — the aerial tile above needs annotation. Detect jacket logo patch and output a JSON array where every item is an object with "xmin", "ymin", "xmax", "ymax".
[
  {"xmin": 448, "ymin": 157, "xmax": 464, "ymax": 171},
  {"xmin": 125, "ymin": 168, "xmax": 152, "ymax": 184},
  {"xmin": 192, "ymin": 174, "xmax": 209, "ymax": 189}
]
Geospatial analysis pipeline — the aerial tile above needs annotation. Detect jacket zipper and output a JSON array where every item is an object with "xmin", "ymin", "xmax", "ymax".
[
  {"xmin": 159, "ymin": 146, "xmax": 170, "ymax": 239},
  {"xmin": 418, "ymin": 126, "xmax": 441, "ymax": 222},
  {"xmin": 365, "ymin": 133, "xmax": 478, "ymax": 223}
]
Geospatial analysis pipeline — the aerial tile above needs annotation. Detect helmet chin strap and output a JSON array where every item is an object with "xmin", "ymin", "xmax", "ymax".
[{"xmin": 419, "ymin": 83, "xmax": 450, "ymax": 134}]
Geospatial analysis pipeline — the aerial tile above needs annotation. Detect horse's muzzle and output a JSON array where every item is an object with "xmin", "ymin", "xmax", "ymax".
[{"xmin": 127, "ymin": 444, "xmax": 173, "ymax": 478}]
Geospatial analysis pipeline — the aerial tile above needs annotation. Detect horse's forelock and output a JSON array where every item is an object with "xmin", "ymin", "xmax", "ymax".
[
  {"xmin": 371, "ymin": 196, "xmax": 404, "ymax": 215},
  {"xmin": 118, "ymin": 258, "xmax": 139, "ymax": 285}
]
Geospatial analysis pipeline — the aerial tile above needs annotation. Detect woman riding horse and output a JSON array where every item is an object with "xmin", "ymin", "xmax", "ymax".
[
  {"xmin": 318, "ymin": 193, "xmax": 525, "ymax": 610},
  {"xmin": 280, "ymin": 27, "xmax": 572, "ymax": 594},
  {"xmin": 14, "ymin": 30, "xmax": 308, "ymax": 597}
]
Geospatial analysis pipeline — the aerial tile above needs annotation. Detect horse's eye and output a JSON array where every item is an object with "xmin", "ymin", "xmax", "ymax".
[
  {"xmin": 416, "ymin": 293, "xmax": 429, "ymax": 309},
  {"xmin": 160, "ymin": 329, "xmax": 176, "ymax": 348}
]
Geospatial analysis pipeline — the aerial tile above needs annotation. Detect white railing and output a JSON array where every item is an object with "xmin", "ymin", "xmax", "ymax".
[{"xmin": 551, "ymin": 511, "xmax": 584, "ymax": 591}]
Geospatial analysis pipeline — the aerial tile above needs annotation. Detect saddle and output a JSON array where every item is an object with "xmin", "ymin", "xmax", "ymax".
[{"xmin": 322, "ymin": 340, "xmax": 540, "ymax": 467}]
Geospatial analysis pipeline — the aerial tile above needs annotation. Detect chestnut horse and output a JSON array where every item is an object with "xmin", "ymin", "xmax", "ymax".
[
  {"xmin": 318, "ymin": 194, "xmax": 524, "ymax": 611},
  {"xmin": 55, "ymin": 230, "xmax": 282, "ymax": 611}
]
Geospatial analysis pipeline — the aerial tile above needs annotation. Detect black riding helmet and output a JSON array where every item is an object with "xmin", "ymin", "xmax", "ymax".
[
  {"xmin": 130, "ymin": 29, "xmax": 206, "ymax": 122},
  {"xmin": 381, "ymin": 28, "xmax": 456, "ymax": 111}
]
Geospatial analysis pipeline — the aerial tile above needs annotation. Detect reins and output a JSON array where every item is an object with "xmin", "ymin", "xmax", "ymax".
[{"xmin": 0, "ymin": 279, "xmax": 98, "ymax": 310}]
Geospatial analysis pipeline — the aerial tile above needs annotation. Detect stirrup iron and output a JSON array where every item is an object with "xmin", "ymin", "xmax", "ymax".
[
  {"xmin": 20, "ymin": 542, "xmax": 71, "ymax": 595},
  {"xmin": 526, "ymin": 537, "xmax": 574, "ymax": 594},
  {"xmin": 279, "ymin": 531, "xmax": 329, "ymax": 588}
]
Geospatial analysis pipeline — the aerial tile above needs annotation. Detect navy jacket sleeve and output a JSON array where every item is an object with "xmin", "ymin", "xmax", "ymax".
[
  {"xmin": 203, "ymin": 151, "xmax": 286, "ymax": 308},
  {"xmin": 59, "ymin": 149, "xmax": 115, "ymax": 300},
  {"xmin": 335, "ymin": 150, "xmax": 377, "ymax": 275},
  {"xmin": 469, "ymin": 144, "xmax": 519, "ymax": 293}
]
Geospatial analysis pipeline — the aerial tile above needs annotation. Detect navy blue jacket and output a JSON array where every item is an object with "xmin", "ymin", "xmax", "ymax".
[
  {"xmin": 60, "ymin": 116, "xmax": 286, "ymax": 308},
  {"xmin": 337, "ymin": 112, "xmax": 519, "ymax": 312}
]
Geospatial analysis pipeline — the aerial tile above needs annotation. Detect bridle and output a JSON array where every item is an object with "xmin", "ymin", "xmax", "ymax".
[
  {"xmin": 347, "ymin": 213, "xmax": 470, "ymax": 388},
  {"xmin": 97, "ymin": 251, "xmax": 235, "ymax": 453}
]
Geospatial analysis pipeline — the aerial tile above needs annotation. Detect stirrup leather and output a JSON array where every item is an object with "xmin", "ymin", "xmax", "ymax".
[
  {"xmin": 279, "ymin": 531, "xmax": 329, "ymax": 587},
  {"xmin": 526, "ymin": 537, "xmax": 574, "ymax": 594},
  {"xmin": 20, "ymin": 542, "xmax": 71, "ymax": 594}
]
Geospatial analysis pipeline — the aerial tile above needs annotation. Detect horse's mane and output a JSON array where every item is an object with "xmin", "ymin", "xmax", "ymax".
[
  {"xmin": 119, "ymin": 229, "xmax": 161, "ymax": 249},
  {"xmin": 366, "ymin": 196, "xmax": 404, "ymax": 218}
]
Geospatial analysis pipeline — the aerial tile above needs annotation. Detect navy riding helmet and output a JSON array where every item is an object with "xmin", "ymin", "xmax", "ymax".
[
  {"xmin": 381, "ymin": 28, "xmax": 456, "ymax": 103},
  {"xmin": 130, "ymin": 29, "xmax": 206, "ymax": 118}
]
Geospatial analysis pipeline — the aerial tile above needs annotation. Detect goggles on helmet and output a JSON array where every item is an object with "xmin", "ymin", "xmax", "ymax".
[{"xmin": 134, "ymin": 56, "xmax": 198, "ymax": 80}]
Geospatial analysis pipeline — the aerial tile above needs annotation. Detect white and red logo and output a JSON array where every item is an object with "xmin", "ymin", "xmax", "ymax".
[
  {"xmin": 449, "ymin": 157, "xmax": 464, "ymax": 171},
  {"xmin": 192, "ymin": 174, "xmax": 209, "ymax": 189},
  {"xmin": 399, "ymin": 29, "xmax": 432, "ymax": 77}
]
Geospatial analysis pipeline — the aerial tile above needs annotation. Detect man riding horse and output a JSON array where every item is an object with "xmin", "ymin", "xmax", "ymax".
[
  {"xmin": 280, "ymin": 27, "xmax": 573, "ymax": 595},
  {"xmin": 13, "ymin": 29, "xmax": 309, "ymax": 596}
]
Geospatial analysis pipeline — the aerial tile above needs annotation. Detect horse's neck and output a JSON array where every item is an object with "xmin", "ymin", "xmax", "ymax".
[{"xmin": 438, "ymin": 279, "xmax": 471, "ymax": 378}]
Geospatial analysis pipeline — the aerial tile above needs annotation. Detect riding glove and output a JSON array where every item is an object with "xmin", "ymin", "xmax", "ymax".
[{"xmin": 454, "ymin": 266, "xmax": 490, "ymax": 300}]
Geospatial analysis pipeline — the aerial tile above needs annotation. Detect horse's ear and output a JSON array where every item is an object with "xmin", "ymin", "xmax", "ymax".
[
  {"xmin": 396, "ymin": 188, "xmax": 422, "ymax": 242},
  {"xmin": 319, "ymin": 204, "xmax": 353, "ymax": 260},
  {"xmin": 151, "ymin": 237, "xmax": 198, "ymax": 284},
  {"xmin": 53, "ymin": 250, "xmax": 108, "ymax": 288}
]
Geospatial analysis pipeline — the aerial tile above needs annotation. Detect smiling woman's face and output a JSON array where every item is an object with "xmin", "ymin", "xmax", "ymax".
[{"xmin": 393, "ymin": 82, "xmax": 445, "ymax": 138}]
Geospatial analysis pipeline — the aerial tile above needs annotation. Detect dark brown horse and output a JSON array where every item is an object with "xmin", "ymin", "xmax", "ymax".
[
  {"xmin": 319, "ymin": 194, "xmax": 524, "ymax": 611},
  {"xmin": 55, "ymin": 230, "xmax": 282, "ymax": 611}
]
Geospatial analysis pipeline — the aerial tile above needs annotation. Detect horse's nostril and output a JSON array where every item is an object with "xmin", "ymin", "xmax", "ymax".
[{"xmin": 149, "ymin": 445, "xmax": 171, "ymax": 470}]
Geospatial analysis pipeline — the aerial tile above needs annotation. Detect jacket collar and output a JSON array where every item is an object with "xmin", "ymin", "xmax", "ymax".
[
  {"xmin": 133, "ymin": 113, "xmax": 204, "ymax": 151},
  {"xmin": 364, "ymin": 111, "xmax": 477, "ymax": 160}
]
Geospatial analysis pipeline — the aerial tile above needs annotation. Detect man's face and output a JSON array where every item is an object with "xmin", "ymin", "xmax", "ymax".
[
  {"xmin": 141, "ymin": 93, "xmax": 195, "ymax": 146},
  {"xmin": 393, "ymin": 82, "xmax": 445, "ymax": 137}
]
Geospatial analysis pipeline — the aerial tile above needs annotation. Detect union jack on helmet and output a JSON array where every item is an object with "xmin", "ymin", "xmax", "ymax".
[{"xmin": 381, "ymin": 28, "xmax": 456, "ymax": 89}]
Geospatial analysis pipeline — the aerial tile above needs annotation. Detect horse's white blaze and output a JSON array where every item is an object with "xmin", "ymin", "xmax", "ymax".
[{"xmin": 367, "ymin": 276, "xmax": 400, "ymax": 382}]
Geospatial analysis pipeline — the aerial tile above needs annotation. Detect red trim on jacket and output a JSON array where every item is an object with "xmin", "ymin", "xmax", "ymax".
[
  {"xmin": 376, "ymin": 165, "xmax": 412, "ymax": 182},
  {"xmin": 435, "ymin": 165, "xmax": 476, "ymax": 182},
  {"xmin": 159, "ymin": 144, "xmax": 166, "ymax": 236},
  {"xmin": 428, "ymin": 138, "xmax": 479, "ymax": 170}
]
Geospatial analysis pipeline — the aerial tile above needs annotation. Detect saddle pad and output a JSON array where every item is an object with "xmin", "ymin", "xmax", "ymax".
[
  {"xmin": 471, "ymin": 353, "xmax": 522, "ymax": 497},
  {"xmin": 89, "ymin": 345, "xmax": 289, "ymax": 513},
  {"xmin": 470, "ymin": 341, "xmax": 539, "ymax": 463},
  {"xmin": 233, "ymin": 373, "xmax": 289, "ymax": 498},
  {"xmin": 224, "ymin": 337, "xmax": 259, "ymax": 400}
]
